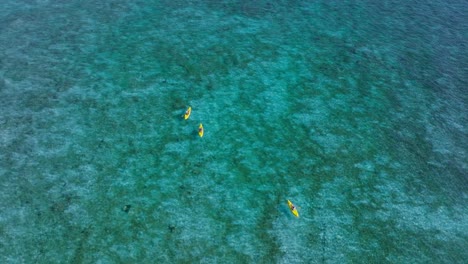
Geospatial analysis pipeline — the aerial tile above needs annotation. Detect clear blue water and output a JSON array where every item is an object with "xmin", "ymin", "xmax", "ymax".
[{"xmin": 1, "ymin": 1, "xmax": 467, "ymax": 263}]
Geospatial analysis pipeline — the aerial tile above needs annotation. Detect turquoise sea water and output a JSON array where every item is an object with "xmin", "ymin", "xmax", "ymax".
[{"xmin": 1, "ymin": 1, "xmax": 467, "ymax": 263}]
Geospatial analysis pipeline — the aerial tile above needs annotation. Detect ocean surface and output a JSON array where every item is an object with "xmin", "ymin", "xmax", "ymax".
[{"xmin": 1, "ymin": 0, "xmax": 467, "ymax": 263}]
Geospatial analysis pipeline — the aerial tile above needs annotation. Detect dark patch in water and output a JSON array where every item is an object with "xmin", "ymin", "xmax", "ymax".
[{"xmin": 168, "ymin": 225, "xmax": 176, "ymax": 233}]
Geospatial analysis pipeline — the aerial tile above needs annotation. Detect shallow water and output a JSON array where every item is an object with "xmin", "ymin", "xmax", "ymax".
[{"xmin": 1, "ymin": 1, "xmax": 467, "ymax": 263}]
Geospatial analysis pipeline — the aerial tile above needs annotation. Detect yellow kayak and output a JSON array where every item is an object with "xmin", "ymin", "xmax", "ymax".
[
  {"xmin": 287, "ymin": 200, "xmax": 299, "ymax": 217},
  {"xmin": 198, "ymin": 123, "xmax": 204, "ymax": 137},
  {"xmin": 184, "ymin": 106, "xmax": 192, "ymax": 120}
]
